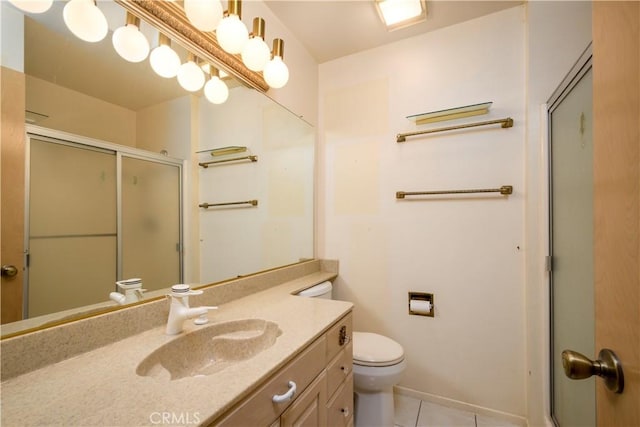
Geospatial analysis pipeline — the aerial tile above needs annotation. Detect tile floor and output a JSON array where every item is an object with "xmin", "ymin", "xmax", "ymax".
[{"xmin": 393, "ymin": 394, "xmax": 521, "ymax": 427}]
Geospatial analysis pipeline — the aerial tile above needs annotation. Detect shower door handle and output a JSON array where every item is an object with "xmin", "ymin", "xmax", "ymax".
[{"xmin": 561, "ymin": 349, "xmax": 624, "ymax": 393}]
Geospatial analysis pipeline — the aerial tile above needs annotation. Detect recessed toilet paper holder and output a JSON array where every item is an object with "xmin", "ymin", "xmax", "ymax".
[{"xmin": 408, "ymin": 292, "xmax": 434, "ymax": 317}]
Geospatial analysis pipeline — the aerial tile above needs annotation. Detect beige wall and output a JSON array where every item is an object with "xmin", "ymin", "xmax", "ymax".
[
  {"xmin": 136, "ymin": 95, "xmax": 191, "ymax": 159},
  {"xmin": 319, "ymin": 6, "xmax": 527, "ymax": 418},
  {"xmin": 26, "ymin": 75, "xmax": 136, "ymax": 147},
  {"xmin": 316, "ymin": 1, "xmax": 593, "ymax": 423}
]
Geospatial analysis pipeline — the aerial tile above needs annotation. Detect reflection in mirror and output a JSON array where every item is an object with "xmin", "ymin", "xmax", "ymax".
[
  {"xmin": 198, "ymin": 88, "xmax": 314, "ymax": 283},
  {"xmin": 26, "ymin": 134, "xmax": 182, "ymax": 317},
  {"xmin": 0, "ymin": 0, "xmax": 314, "ymax": 337}
]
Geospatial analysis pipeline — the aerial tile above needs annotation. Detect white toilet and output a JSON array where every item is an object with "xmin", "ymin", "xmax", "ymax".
[{"xmin": 297, "ymin": 282, "xmax": 406, "ymax": 427}]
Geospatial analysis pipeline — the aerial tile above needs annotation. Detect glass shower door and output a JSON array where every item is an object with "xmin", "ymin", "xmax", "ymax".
[
  {"xmin": 121, "ymin": 156, "xmax": 181, "ymax": 292},
  {"xmin": 28, "ymin": 138, "xmax": 117, "ymax": 317},
  {"xmin": 549, "ymin": 64, "xmax": 595, "ymax": 425}
]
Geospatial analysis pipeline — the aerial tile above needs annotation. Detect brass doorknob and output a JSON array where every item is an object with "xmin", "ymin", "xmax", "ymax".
[
  {"xmin": 1, "ymin": 265, "xmax": 18, "ymax": 277},
  {"xmin": 562, "ymin": 349, "xmax": 624, "ymax": 393}
]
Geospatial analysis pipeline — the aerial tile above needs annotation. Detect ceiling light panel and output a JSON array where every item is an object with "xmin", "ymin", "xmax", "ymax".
[{"xmin": 375, "ymin": 0, "xmax": 427, "ymax": 31}]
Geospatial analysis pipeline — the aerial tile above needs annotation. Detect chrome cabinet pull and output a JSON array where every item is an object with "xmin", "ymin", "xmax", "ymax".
[{"xmin": 272, "ymin": 381, "xmax": 297, "ymax": 403}]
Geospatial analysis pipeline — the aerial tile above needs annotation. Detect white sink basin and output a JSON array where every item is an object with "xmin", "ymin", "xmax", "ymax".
[{"xmin": 136, "ymin": 319, "xmax": 282, "ymax": 380}]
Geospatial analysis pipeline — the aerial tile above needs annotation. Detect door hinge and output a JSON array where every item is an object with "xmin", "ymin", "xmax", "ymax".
[{"xmin": 545, "ymin": 256, "xmax": 553, "ymax": 272}]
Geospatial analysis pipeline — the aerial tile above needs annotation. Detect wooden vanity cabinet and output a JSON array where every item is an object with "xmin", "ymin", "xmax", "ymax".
[
  {"xmin": 325, "ymin": 315, "xmax": 354, "ymax": 427},
  {"xmin": 212, "ymin": 312, "xmax": 353, "ymax": 427},
  {"xmin": 280, "ymin": 371, "xmax": 327, "ymax": 426}
]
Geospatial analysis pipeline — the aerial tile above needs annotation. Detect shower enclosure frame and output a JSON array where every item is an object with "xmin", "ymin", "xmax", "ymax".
[
  {"xmin": 546, "ymin": 43, "xmax": 594, "ymax": 427},
  {"xmin": 22, "ymin": 125, "xmax": 185, "ymax": 318}
]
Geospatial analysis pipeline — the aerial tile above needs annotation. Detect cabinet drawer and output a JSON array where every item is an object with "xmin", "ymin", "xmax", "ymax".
[
  {"xmin": 280, "ymin": 371, "xmax": 327, "ymax": 427},
  {"xmin": 326, "ymin": 342, "xmax": 352, "ymax": 399},
  {"xmin": 214, "ymin": 336, "xmax": 327, "ymax": 427},
  {"xmin": 326, "ymin": 313, "xmax": 352, "ymax": 362},
  {"xmin": 326, "ymin": 372, "xmax": 354, "ymax": 427}
]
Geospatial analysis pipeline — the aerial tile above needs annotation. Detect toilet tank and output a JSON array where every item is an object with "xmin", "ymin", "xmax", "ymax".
[{"xmin": 297, "ymin": 281, "xmax": 333, "ymax": 299}]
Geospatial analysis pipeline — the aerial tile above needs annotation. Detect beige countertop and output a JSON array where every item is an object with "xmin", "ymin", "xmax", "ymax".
[{"xmin": 1, "ymin": 272, "xmax": 352, "ymax": 426}]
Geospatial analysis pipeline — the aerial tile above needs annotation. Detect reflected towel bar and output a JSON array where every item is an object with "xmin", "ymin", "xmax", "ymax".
[
  {"xmin": 396, "ymin": 186, "xmax": 513, "ymax": 199},
  {"xmin": 199, "ymin": 200, "xmax": 259, "ymax": 208},
  {"xmin": 396, "ymin": 117, "xmax": 513, "ymax": 142},
  {"xmin": 199, "ymin": 155, "xmax": 258, "ymax": 168}
]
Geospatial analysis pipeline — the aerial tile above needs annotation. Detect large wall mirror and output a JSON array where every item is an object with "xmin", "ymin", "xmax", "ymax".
[{"xmin": 0, "ymin": 0, "xmax": 314, "ymax": 336}]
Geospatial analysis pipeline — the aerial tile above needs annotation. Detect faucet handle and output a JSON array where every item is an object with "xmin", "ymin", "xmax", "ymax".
[
  {"xmin": 194, "ymin": 306, "xmax": 218, "ymax": 325},
  {"xmin": 169, "ymin": 284, "xmax": 203, "ymax": 297}
]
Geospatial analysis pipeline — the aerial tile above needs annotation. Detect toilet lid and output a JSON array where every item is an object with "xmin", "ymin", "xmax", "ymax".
[{"xmin": 352, "ymin": 332, "xmax": 404, "ymax": 367}]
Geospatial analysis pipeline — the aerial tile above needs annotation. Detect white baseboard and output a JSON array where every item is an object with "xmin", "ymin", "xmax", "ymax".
[{"xmin": 394, "ymin": 385, "xmax": 528, "ymax": 427}]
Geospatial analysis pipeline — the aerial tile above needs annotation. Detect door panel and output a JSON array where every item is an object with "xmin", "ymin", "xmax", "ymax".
[
  {"xmin": 28, "ymin": 139, "xmax": 117, "ymax": 316},
  {"xmin": 550, "ymin": 65, "xmax": 595, "ymax": 427},
  {"xmin": 593, "ymin": 2, "xmax": 640, "ymax": 425},
  {"xmin": 121, "ymin": 156, "xmax": 181, "ymax": 291},
  {"xmin": 0, "ymin": 66, "xmax": 26, "ymax": 324}
]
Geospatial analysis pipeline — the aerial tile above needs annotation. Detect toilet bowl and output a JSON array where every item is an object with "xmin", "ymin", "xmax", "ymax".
[{"xmin": 297, "ymin": 282, "xmax": 406, "ymax": 427}]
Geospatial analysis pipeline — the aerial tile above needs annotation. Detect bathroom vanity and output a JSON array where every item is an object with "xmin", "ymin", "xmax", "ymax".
[
  {"xmin": 0, "ymin": 260, "xmax": 353, "ymax": 426},
  {"xmin": 215, "ymin": 312, "xmax": 353, "ymax": 426}
]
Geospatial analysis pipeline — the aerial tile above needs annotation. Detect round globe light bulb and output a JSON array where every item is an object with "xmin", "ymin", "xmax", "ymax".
[
  {"xmin": 177, "ymin": 60, "xmax": 205, "ymax": 92},
  {"xmin": 241, "ymin": 37, "xmax": 270, "ymax": 72},
  {"xmin": 216, "ymin": 14, "xmax": 248, "ymax": 54},
  {"xmin": 112, "ymin": 24, "xmax": 150, "ymax": 63},
  {"xmin": 204, "ymin": 76, "xmax": 229, "ymax": 104},
  {"xmin": 7, "ymin": 0, "xmax": 53, "ymax": 13},
  {"xmin": 263, "ymin": 56, "xmax": 289, "ymax": 89},
  {"xmin": 184, "ymin": 0, "xmax": 223, "ymax": 32},
  {"xmin": 63, "ymin": 0, "xmax": 108, "ymax": 43},
  {"xmin": 150, "ymin": 45, "xmax": 181, "ymax": 78}
]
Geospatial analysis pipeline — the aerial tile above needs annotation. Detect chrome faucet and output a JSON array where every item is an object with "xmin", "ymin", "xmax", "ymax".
[{"xmin": 166, "ymin": 284, "xmax": 217, "ymax": 335}]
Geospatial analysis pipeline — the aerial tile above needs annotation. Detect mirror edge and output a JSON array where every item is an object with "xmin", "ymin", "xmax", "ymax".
[
  {"xmin": 114, "ymin": 0, "xmax": 269, "ymax": 93},
  {"xmin": 0, "ymin": 259, "xmax": 317, "ymax": 340}
]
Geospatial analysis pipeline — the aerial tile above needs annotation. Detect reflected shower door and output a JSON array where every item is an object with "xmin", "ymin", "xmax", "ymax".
[
  {"xmin": 121, "ymin": 156, "xmax": 181, "ymax": 292},
  {"xmin": 549, "ymin": 65, "xmax": 594, "ymax": 425},
  {"xmin": 28, "ymin": 138, "xmax": 117, "ymax": 317}
]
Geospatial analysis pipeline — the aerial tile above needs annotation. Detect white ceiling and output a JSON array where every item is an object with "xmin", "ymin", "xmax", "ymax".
[
  {"xmin": 23, "ymin": 0, "xmax": 523, "ymax": 112},
  {"xmin": 264, "ymin": 1, "xmax": 523, "ymax": 63}
]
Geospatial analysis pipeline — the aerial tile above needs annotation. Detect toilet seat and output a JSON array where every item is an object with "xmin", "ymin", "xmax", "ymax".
[{"xmin": 353, "ymin": 332, "xmax": 404, "ymax": 367}]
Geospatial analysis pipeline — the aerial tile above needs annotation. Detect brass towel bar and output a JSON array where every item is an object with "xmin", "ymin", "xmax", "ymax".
[
  {"xmin": 199, "ymin": 200, "xmax": 259, "ymax": 208},
  {"xmin": 396, "ymin": 117, "xmax": 513, "ymax": 142},
  {"xmin": 199, "ymin": 155, "xmax": 258, "ymax": 168},
  {"xmin": 396, "ymin": 186, "xmax": 513, "ymax": 199}
]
